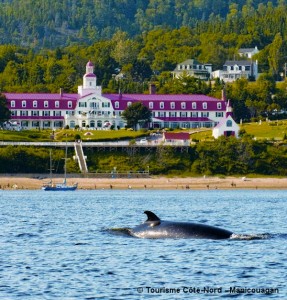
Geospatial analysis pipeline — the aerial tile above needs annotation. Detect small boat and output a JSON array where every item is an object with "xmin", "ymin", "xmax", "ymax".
[{"xmin": 42, "ymin": 143, "xmax": 78, "ymax": 191}]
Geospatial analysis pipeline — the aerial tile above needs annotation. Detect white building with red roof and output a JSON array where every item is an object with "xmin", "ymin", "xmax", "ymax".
[
  {"xmin": 212, "ymin": 101, "xmax": 240, "ymax": 138},
  {"xmin": 163, "ymin": 132, "xmax": 190, "ymax": 145},
  {"xmin": 4, "ymin": 61, "xmax": 229, "ymax": 130}
]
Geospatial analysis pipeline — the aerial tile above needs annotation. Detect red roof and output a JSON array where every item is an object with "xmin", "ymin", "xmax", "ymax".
[
  {"xmin": 164, "ymin": 132, "xmax": 190, "ymax": 140},
  {"xmin": 84, "ymin": 73, "xmax": 96, "ymax": 78},
  {"xmin": 86, "ymin": 60, "xmax": 94, "ymax": 67}
]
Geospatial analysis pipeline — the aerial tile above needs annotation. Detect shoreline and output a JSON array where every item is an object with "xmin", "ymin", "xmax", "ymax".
[{"xmin": 0, "ymin": 175, "xmax": 286, "ymax": 190}]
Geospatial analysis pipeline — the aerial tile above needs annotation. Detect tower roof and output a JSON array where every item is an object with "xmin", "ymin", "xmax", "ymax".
[{"xmin": 86, "ymin": 60, "xmax": 94, "ymax": 67}]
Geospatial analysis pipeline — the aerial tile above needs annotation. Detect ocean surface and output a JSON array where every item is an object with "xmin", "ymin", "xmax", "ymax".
[{"xmin": 0, "ymin": 189, "xmax": 286, "ymax": 299}]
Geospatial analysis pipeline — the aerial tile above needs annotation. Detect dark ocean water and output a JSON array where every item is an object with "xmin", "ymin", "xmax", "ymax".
[{"xmin": 0, "ymin": 189, "xmax": 286, "ymax": 299}]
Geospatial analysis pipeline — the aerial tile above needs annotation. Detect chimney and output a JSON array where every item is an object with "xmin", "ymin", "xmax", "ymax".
[
  {"xmin": 149, "ymin": 83, "xmax": 156, "ymax": 95},
  {"xmin": 60, "ymin": 88, "xmax": 63, "ymax": 96},
  {"xmin": 226, "ymin": 100, "xmax": 233, "ymax": 117}
]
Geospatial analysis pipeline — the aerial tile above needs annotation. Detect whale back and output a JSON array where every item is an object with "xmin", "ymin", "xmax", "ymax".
[{"xmin": 130, "ymin": 211, "xmax": 233, "ymax": 239}]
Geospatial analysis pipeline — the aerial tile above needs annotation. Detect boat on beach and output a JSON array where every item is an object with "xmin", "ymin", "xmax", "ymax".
[{"xmin": 42, "ymin": 144, "xmax": 78, "ymax": 191}]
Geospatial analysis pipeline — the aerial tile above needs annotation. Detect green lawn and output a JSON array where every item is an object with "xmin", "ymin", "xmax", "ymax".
[
  {"xmin": 241, "ymin": 120, "xmax": 287, "ymax": 140},
  {"xmin": 1, "ymin": 120, "xmax": 287, "ymax": 142},
  {"xmin": 0, "ymin": 128, "xmax": 147, "ymax": 142},
  {"xmin": 190, "ymin": 120, "xmax": 287, "ymax": 142}
]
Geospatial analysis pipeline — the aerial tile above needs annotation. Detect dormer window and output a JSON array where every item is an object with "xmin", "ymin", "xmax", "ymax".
[
  {"xmin": 68, "ymin": 101, "xmax": 72, "ymax": 108},
  {"xmin": 149, "ymin": 102, "xmax": 153, "ymax": 109},
  {"xmin": 170, "ymin": 102, "xmax": 175, "ymax": 109},
  {"xmin": 44, "ymin": 101, "xmax": 48, "ymax": 108},
  {"xmin": 22, "ymin": 101, "xmax": 26, "ymax": 108},
  {"xmin": 181, "ymin": 102, "xmax": 186, "ymax": 109},
  {"xmin": 33, "ymin": 101, "xmax": 37, "ymax": 108},
  {"xmin": 160, "ymin": 102, "xmax": 164, "ymax": 109},
  {"xmin": 192, "ymin": 102, "xmax": 196, "ymax": 109},
  {"xmin": 115, "ymin": 101, "xmax": 119, "ymax": 108},
  {"xmin": 127, "ymin": 102, "xmax": 132, "ymax": 107},
  {"xmin": 217, "ymin": 102, "xmax": 222, "ymax": 109},
  {"xmin": 203, "ymin": 102, "xmax": 207, "ymax": 109},
  {"xmin": 55, "ymin": 101, "xmax": 60, "ymax": 108},
  {"xmin": 11, "ymin": 100, "xmax": 15, "ymax": 108}
]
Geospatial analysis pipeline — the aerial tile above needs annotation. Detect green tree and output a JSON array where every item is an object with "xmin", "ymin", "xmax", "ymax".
[
  {"xmin": 121, "ymin": 102, "xmax": 152, "ymax": 130},
  {"xmin": 0, "ymin": 93, "xmax": 11, "ymax": 125}
]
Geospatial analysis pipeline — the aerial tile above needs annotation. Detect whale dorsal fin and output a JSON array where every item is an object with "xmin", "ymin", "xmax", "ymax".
[{"xmin": 144, "ymin": 211, "xmax": 161, "ymax": 226}]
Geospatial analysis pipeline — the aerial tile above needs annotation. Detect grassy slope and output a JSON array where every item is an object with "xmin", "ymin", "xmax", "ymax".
[{"xmin": 1, "ymin": 120, "xmax": 287, "ymax": 142}]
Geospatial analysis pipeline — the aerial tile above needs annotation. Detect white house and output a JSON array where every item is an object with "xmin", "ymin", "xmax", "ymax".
[
  {"xmin": 172, "ymin": 59, "xmax": 212, "ymax": 80},
  {"xmin": 238, "ymin": 46, "xmax": 259, "ymax": 59},
  {"xmin": 162, "ymin": 132, "xmax": 190, "ymax": 145},
  {"xmin": 212, "ymin": 102, "xmax": 240, "ymax": 139},
  {"xmin": 5, "ymin": 60, "xmax": 229, "ymax": 130},
  {"xmin": 212, "ymin": 60, "xmax": 258, "ymax": 82}
]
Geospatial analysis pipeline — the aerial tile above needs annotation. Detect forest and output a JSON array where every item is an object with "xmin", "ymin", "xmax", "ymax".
[
  {"xmin": 0, "ymin": 0, "xmax": 285, "ymax": 48},
  {"xmin": 1, "ymin": 136, "xmax": 287, "ymax": 176},
  {"xmin": 1, "ymin": 1, "xmax": 287, "ymax": 122}
]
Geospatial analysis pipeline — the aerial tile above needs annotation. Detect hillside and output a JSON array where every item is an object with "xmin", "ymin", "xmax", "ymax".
[{"xmin": 0, "ymin": 0, "xmax": 281, "ymax": 48}]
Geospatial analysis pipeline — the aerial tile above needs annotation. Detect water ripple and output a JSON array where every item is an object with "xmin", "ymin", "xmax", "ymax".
[{"xmin": 0, "ymin": 189, "xmax": 286, "ymax": 299}]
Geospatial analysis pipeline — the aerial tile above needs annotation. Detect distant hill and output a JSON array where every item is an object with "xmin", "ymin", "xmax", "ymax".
[{"xmin": 0, "ymin": 0, "xmax": 280, "ymax": 49}]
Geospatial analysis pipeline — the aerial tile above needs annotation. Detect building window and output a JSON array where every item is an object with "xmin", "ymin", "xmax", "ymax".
[
  {"xmin": 22, "ymin": 101, "xmax": 26, "ymax": 108},
  {"xmin": 227, "ymin": 120, "xmax": 232, "ymax": 127},
  {"xmin": 79, "ymin": 102, "xmax": 86, "ymax": 108},
  {"xmin": 149, "ymin": 102, "xmax": 153, "ymax": 109},
  {"xmin": 20, "ymin": 111, "xmax": 28, "ymax": 116},
  {"xmin": 68, "ymin": 101, "xmax": 72, "ymax": 108},
  {"xmin": 33, "ymin": 101, "xmax": 37, "ymax": 108},
  {"xmin": 180, "ymin": 112, "xmax": 187, "ymax": 117},
  {"xmin": 102, "ymin": 102, "xmax": 110, "ymax": 108},
  {"xmin": 203, "ymin": 102, "xmax": 207, "ymax": 109},
  {"xmin": 217, "ymin": 102, "xmax": 222, "ymax": 109},
  {"xmin": 70, "ymin": 121, "xmax": 75, "ymax": 128},
  {"xmin": 192, "ymin": 102, "xmax": 196, "ymax": 109},
  {"xmin": 127, "ymin": 102, "xmax": 132, "ymax": 107},
  {"xmin": 160, "ymin": 102, "xmax": 164, "ymax": 109},
  {"xmin": 32, "ymin": 121, "xmax": 40, "ymax": 127},
  {"xmin": 55, "ymin": 101, "xmax": 60, "ymax": 108},
  {"xmin": 32, "ymin": 111, "xmax": 39, "ymax": 116},
  {"xmin": 170, "ymin": 112, "xmax": 176, "ymax": 117},
  {"xmin": 181, "ymin": 102, "xmax": 186, "ymax": 109},
  {"xmin": 11, "ymin": 100, "xmax": 15, "ymax": 108},
  {"xmin": 54, "ymin": 121, "xmax": 63, "ymax": 127},
  {"xmin": 201, "ymin": 112, "xmax": 209, "ymax": 117},
  {"xmin": 216, "ymin": 112, "xmax": 223, "ymax": 117},
  {"xmin": 192, "ymin": 112, "xmax": 198, "ymax": 117},
  {"xmin": 11, "ymin": 111, "xmax": 16, "ymax": 116},
  {"xmin": 115, "ymin": 101, "xmax": 119, "ymax": 108},
  {"xmin": 54, "ymin": 111, "xmax": 61, "ymax": 116},
  {"xmin": 44, "ymin": 101, "xmax": 48, "ymax": 108},
  {"xmin": 159, "ymin": 111, "xmax": 165, "ymax": 117},
  {"xmin": 170, "ymin": 102, "xmax": 175, "ymax": 109}
]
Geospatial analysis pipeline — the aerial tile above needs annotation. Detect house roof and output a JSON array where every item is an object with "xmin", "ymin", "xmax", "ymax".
[
  {"xmin": 214, "ymin": 114, "xmax": 239, "ymax": 129},
  {"xmin": 5, "ymin": 92, "xmax": 226, "ymax": 112},
  {"xmin": 178, "ymin": 59, "xmax": 202, "ymax": 66},
  {"xmin": 224, "ymin": 60, "xmax": 253, "ymax": 66},
  {"xmin": 104, "ymin": 94, "xmax": 225, "ymax": 111},
  {"xmin": 164, "ymin": 132, "xmax": 190, "ymax": 140},
  {"xmin": 86, "ymin": 60, "xmax": 94, "ymax": 67},
  {"xmin": 4, "ymin": 93, "xmax": 78, "ymax": 100},
  {"xmin": 238, "ymin": 48, "xmax": 255, "ymax": 53}
]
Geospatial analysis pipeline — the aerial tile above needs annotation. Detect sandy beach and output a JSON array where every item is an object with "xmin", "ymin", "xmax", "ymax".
[{"xmin": 0, "ymin": 175, "xmax": 286, "ymax": 190}]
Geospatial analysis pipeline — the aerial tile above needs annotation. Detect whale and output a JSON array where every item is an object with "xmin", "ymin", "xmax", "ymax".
[{"xmin": 128, "ymin": 211, "xmax": 233, "ymax": 239}]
